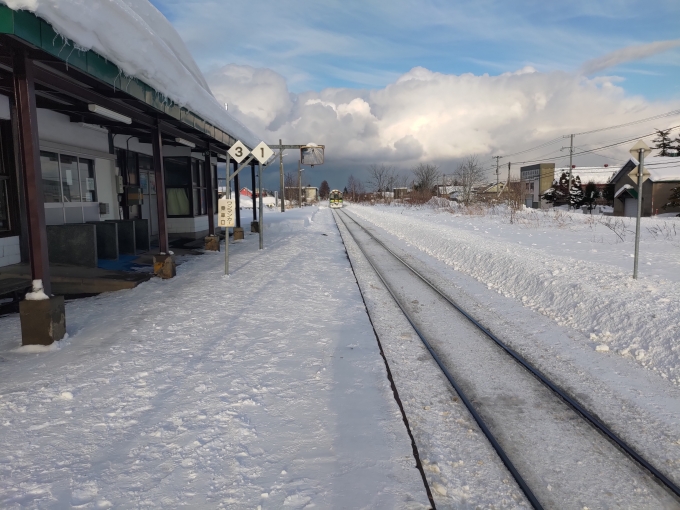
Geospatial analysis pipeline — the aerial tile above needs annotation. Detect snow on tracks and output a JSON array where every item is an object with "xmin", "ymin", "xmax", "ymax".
[{"xmin": 349, "ymin": 205, "xmax": 680, "ymax": 384}]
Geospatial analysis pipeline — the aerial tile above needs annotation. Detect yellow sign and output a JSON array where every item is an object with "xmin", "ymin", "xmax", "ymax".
[{"xmin": 218, "ymin": 198, "xmax": 235, "ymax": 227}]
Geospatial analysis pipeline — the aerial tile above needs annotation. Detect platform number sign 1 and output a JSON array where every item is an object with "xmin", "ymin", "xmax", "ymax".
[
  {"xmin": 218, "ymin": 198, "xmax": 235, "ymax": 228},
  {"xmin": 252, "ymin": 141, "xmax": 274, "ymax": 164},
  {"xmin": 228, "ymin": 140, "xmax": 250, "ymax": 164}
]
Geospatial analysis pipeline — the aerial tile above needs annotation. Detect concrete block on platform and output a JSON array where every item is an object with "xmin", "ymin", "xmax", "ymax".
[
  {"xmin": 250, "ymin": 221, "xmax": 260, "ymax": 233},
  {"xmin": 19, "ymin": 296, "xmax": 66, "ymax": 346},
  {"xmin": 233, "ymin": 227, "xmax": 244, "ymax": 241},
  {"xmin": 204, "ymin": 236, "xmax": 219, "ymax": 251},
  {"xmin": 47, "ymin": 224, "xmax": 97, "ymax": 267},
  {"xmin": 153, "ymin": 254, "xmax": 176, "ymax": 279},
  {"xmin": 133, "ymin": 219, "xmax": 150, "ymax": 252},
  {"xmin": 88, "ymin": 221, "xmax": 118, "ymax": 260},
  {"xmin": 106, "ymin": 220, "xmax": 136, "ymax": 255}
]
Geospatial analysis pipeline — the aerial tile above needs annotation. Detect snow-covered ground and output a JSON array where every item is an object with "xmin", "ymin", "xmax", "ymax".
[
  {"xmin": 0, "ymin": 207, "xmax": 429, "ymax": 508},
  {"xmin": 349, "ymin": 203, "xmax": 680, "ymax": 384}
]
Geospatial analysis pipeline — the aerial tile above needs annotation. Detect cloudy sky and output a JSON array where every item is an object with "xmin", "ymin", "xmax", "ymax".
[{"xmin": 151, "ymin": 0, "xmax": 680, "ymax": 189}]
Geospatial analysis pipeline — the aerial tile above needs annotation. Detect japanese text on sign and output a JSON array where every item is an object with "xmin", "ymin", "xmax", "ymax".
[{"xmin": 218, "ymin": 198, "xmax": 236, "ymax": 227}]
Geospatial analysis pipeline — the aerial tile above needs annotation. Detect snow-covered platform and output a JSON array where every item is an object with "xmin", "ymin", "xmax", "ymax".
[{"xmin": 0, "ymin": 207, "xmax": 429, "ymax": 508}]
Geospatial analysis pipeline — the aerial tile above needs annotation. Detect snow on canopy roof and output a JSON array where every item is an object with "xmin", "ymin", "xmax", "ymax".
[
  {"xmin": 2, "ymin": 0, "xmax": 259, "ymax": 148},
  {"xmin": 555, "ymin": 167, "xmax": 617, "ymax": 185},
  {"xmin": 615, "ymin": 156, "xmax": 680, "ymax": 183}
]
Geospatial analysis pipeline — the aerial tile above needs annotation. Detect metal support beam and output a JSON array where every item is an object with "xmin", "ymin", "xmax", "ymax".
[
  {"xmin": 12, "ymin": 49, "xmax": 51, "ymax": 294},
  {"xmin": 205, "ymin": 145, "xmax": 215, "ymax": 236},
  {"xmin": 32, "ymin": 65, "xmax": 209, "ymax": 149},
  {"xmin": 152, "ymin": 120, "xmax": 169, "ymax": 254}
]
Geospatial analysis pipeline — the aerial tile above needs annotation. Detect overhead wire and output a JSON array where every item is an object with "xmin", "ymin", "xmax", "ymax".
[{"xmin": 492, "ymin": 108, "xmax": 680, "ymax": 163}]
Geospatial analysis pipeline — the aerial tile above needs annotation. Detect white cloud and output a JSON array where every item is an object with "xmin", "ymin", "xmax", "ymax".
[
  {"xmin": 206, "ymin": 64, "xmax": 680, "ymax": 171},
  {"xmin": 581, "ymin": 40, "xmax": 680, "ymax": 75}
]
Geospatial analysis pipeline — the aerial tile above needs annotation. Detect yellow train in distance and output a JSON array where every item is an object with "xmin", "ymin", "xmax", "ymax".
[{"xmin": 329, "ymin": 189, "xmax": 343, "ymax": 208}]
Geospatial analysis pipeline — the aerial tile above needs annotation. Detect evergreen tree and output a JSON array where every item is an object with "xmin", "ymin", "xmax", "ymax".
[
  {"xmin": 319, "ymin": 180, "xmax": 330, "ymax": 199},
  {"xmin": 570, "ymin": 175, "xmax": 585, "ymax": 207},
  {"xmin": 663, "ymin": 186, "xmax": 680, "ymax": 210},
  {"xmin": 540, "ymin": 172, "xmax": 584, "ymax": 207},
  {"xmin": 653, "ymin": 129, "xmax": 674, "ymax": 156}
]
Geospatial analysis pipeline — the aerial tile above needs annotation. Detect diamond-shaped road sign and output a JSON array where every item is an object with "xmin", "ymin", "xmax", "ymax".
[
  {"xmin": 252, "ymin": 141, "xmax": 274, "ymax": 164},
  {"xmin": 228, "ymin": 140, "xmax": 250, "ymax": 163}
]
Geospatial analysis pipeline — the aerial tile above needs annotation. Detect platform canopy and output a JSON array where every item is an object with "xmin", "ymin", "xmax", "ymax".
[{"xmin": 0, "ymin": 0, "xmax": 259, "ymax": 151}]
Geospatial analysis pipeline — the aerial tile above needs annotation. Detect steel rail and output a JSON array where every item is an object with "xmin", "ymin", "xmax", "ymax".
[
  {"xmin": 337, "ymin": 209, "xmax": 680, "ymax": 501},
  {"xmin": 334, "ymin": 210, "xmax": 544, "ymax": 509}
]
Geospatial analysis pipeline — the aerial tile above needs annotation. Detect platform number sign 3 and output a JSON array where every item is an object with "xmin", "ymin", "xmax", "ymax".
[
  {"xmin": 228, "ymin": 140, "xmax": 250, "ymax": 164},
  {"xmin": 252, "ymin": 141, "xmax": 274, "ymax": 164},
  {"xmin": 218, "ymin": 198, "xmax": 236, "ymax": 228}
]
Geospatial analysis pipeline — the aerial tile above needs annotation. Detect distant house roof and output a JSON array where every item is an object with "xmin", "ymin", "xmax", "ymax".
[
  {"xmin": 555, "ymin": 167, "xmax": 617, "ymax": 185},
  {"xmin": 611, "ymin": 156, "xmax": 680, "ymax": 184},
  {"xmin": 479, "ymin": 182, "xmax": 506, "ymax": 194}
]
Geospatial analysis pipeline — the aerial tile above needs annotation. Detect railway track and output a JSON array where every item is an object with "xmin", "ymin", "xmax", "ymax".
[{"xmin": 334, "ymin": 208, "xmax": 680, "ymax": 509}]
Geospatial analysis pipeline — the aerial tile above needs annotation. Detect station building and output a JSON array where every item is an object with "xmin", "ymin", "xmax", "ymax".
[{"xmin": 0, "ymin": 3, "xmax": 259, "ymax": 344}]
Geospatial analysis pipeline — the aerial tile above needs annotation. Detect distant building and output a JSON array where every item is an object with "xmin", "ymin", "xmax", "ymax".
[
  {"xmin": 393, "ymin": 187, "xmax": 409, "ymax": 199},
  {"xmin": 519, "ymin": 163, "xmax": 555, "ymax": 208},
  {"xmin": 610, "ymin": 157, "xmax": 680, "ymax": 217}
]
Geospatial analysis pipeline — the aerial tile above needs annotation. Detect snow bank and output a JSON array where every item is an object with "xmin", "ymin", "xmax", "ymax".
[
  {"xmin": 350, "ymin": 204, "xmax": 680, "ymax": 384},
  {"xmin": 2, "ymin": 0, "xmax": 259, "ymax": 147}
]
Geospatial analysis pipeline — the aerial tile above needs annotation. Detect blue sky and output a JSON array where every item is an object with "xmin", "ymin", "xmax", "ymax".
[
  {"xmin": 151, "ymin": 0, "xmax": 679, "ymax": 100},
  {"xmin": 148, "ymin": 0, "xmax": 680, "ymax": 190}
]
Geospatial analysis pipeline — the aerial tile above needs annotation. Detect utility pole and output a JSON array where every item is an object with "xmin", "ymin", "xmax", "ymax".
[
  {"xmin": 495, "ymin": 155, "xmax": 500, "ymax": 192},
  {"xmin": 298, "ymin": 158, "xmax": 302, "ymax": 208},
  {"xmin": 279, "ymin": 139, "xmax": 285, "ymax": 212}
]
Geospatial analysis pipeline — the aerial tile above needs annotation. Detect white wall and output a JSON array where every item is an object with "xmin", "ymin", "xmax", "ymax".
[
  {"xmin": 95, "ymin": 158, "xmax": 119, "ymax": 221},
  {"xmin": 0, "ymin": 94, "xmax": 9, "ymax": 120},
  {"xmin": 0, "ymin": 236, "xmax": 21, "ymax": 268}
]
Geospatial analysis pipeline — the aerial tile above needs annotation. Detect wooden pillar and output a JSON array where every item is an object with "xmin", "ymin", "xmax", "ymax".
[
  {"xmin": 234, "ymin": 161, "xmax": 241, "ymax": 228},
  {"xmin": 205, "ymin": 145, "xmax": 215, "ymax": 236},
  {"xmin": 12, "ymin": 48, "xmax": 51, "ymax": 294},
  {"xmin": 151, "ymin": 121, "xmax": 169, "ymax": 254},
  {"xmin": 251, "ymin": 161, "xmax": 257, "ymax": 222}
]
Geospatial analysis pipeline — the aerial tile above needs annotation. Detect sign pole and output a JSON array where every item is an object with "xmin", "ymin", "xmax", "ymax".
[
  {"xmin": 633, "ymin": 148, "xmax": 644, "ymax": 280},
  {"xmin": 259, "ymin": 162, "xmax": 264, "ymax": 249},
  {"xmin": 225, "ymin": 153, "xmax": 230, "ymax": 275},
  {"xmin": 628, "ymin": 139, "xmax": 651, "ymax": 280}
]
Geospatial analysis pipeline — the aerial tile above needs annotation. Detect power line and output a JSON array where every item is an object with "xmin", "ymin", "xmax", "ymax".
[
  {"xmin": 572, "ymin": 109, "xmax": 680, "ymax": 136},
  {"xmin": 495, "ymin": 108, "xmax": 680, "ymax": 162}
]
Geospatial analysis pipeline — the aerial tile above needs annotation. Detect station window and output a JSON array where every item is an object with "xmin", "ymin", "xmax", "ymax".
[
  {"xmin": 165, "ymin": 156, "xmax": 212, "ymax": 217},
  {"xmin": 40, "ymin": 151, "xmax": 97, "ymax": 204}
]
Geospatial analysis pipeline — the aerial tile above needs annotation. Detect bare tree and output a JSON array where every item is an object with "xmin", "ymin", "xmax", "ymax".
[
  {"xmin": 367, "ymin": 163, "xmax": 396, "ymax": 192},
  {"xmin": 412, "ymin": 163, "xmax": 440, "ymax": 192},
  {"xmin": 454, "ymin": 155, "xmax": 486, "ymax": 204},
  {"xmin": 347, "ymin": 174, "xmax": 363, "ymax": 202},
  {"xmin": 284, "ymin": 171, "xmax": 296, "ymax": 203}
]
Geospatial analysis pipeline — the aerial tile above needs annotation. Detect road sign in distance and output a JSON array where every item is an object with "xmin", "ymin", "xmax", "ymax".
[
  {"xmin": 252, "ymin": 141, "xmax": 274, "ymax": 164},
  {"xmin": 218, "ymin": 198, "xmax": 236, "ymax": 228},
  {"xmin": 228, "ymin": 140, "xmax": 250, "ymax": 164},
  {"xmin": 301, "ymin": 144, "xmax": 324, "ymax": 166}
]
